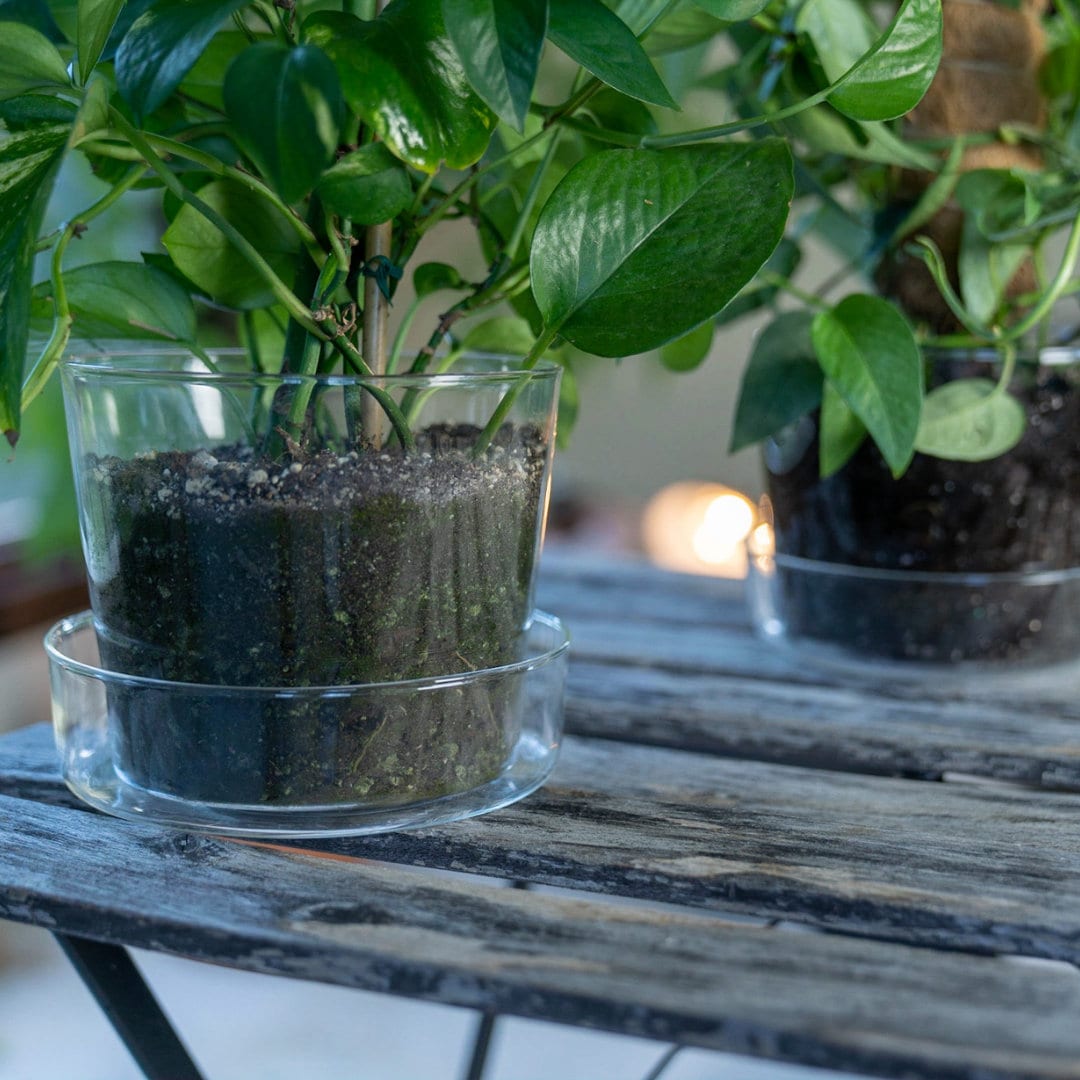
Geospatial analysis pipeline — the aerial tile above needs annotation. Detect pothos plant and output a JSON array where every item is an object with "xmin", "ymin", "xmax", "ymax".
[
  {"xmin": 729, "ymin": 0, "xmax": 1080, "ymax": 478},
  {"xmin": 0, "ymin": 0, "xmax": 942, "ymax": 453}
]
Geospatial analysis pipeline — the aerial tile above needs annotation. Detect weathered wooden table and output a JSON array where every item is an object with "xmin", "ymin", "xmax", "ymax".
[{"xmin": 2, "ymin": 552, "xmax": 1080, "ymax": 1080}]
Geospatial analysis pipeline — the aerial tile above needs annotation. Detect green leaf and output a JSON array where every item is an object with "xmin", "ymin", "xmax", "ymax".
[
  {"xmin": 115, "ymin": 0, "xmax": 250, "ymax": 119},
  {"xmin": 643, "ymin": 6, "xmax": 726, "ymax": 52},
  {"xmin": 0, "ymin": 20, "xmax": 69, "ymax": 100},
  {"xmin": 413, "ymin": 262, "xmax": 467, "ymax": 299},
  {"xmin": 31, "ymin": 261, "xmax": 197, "ymax": 342},
  {"xmin": 730, "ymin": 312, "xmax": 822, "ymax": 452},
  {"xmin": 692, "ymin": 0, "xmax": 770, "ymax": 20},
  {"xmin": 77, "ymin": 0, "xmax": 124, "ymax": 81},
  {"xmin": 954, "ymin": 169, "xmax": 1040, "ymax": 240},
  {"xmin": 223, "ymin": 43, "xmax": 343, "ymax": 204},
  {"xmin": 0, "ymin": 0, "xmax": 67, "ymax": 40},
  {"xmin": 317, "ymin": 143, "xmax": 413, "ymax": 226},
  {"xmin": 957, "ymin": 216, "xmax": 1028, "ymax": 328},
  {"xmin": 162, "ymin": 179, "xmax": 301, "ymax": 310},
  {"xmin": 0, "ymin": 92, "xmax": 78, "ymax": 130},
  {"xmin": 548, "ymin": 0, "xmax": 677, "ymax": 109},
  {"xmin": 441, "ymin": 0, "xmax": 546, "ymax": 132},
  {"xmin": 818, "ymin": 379, "xmax": 866, "ymax": 477},
  {"xmin": 716, "ymin": 238, "xmax": 801, "ymax": 327},
  {"xmin": 530, "ymin": 141, "xmax": 793, "ymax": 356},
  {"xmin": 915, "ymin": 379, "xmax": 1026, "ymax": 461},
  {"xmin": 660, "ymin": 319, "xmax": 713, "ymax": 372},
  {"xmin": 798, "ymin": 0, "xmax": 942, "ymax": 122},
  {"xmin": 303, "ymin": 3, "xmax": 497, "ymax": 174},
  {"xmin": 460, "ymin": 315, "xmax": 539, "ymax": 358},
  {"xmin": 811, "ymin": 295, "xmax": 922, "ymax": 476},
  {"xmin": 784, "ymin": 104, "xmax": 938, "ymax": 170},
  {"xmin": 0, "ymin": 124, "xmax": 69, "ymax": 445},
  {"xmin": 179, "ymin": 29, "xmax": 248, "ymax": 111}
]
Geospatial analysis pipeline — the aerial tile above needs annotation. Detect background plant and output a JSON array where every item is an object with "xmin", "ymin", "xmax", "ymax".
[
  {"xmin": 0, "ymin": 0, "xmax": 941, "ymax": 455},
  {"xmin": 728, "ymin": 0, "xmax": 1080, "ymax": 478}
]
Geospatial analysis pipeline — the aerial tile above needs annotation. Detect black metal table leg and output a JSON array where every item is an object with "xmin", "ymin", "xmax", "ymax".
[{"xmin": 54, "ymin": 933, "xmax": 207, "ymax": 1080}]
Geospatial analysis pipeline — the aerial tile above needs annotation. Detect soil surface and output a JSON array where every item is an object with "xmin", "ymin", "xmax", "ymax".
[
  {"xmin": 764, "ymin": 358, "xmax": 1080, "ymax": 662},
  {"xmin": 84, "ymin": 424, "xmax": 550, "ymax": 803}
]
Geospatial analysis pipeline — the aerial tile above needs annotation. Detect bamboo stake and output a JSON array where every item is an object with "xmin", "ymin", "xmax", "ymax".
[{"xmin": 360, "ymin": 0, "xmax": 392, "ymax": 447}]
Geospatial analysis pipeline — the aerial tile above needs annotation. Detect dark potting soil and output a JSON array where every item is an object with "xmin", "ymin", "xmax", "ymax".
[
  {"xmin": 86, "ymin": 424, "xmax": 549, "ymax": 803},
  {"xmin": 764, "ymin": 362, "xmax": 1080, "ymax": 662}
]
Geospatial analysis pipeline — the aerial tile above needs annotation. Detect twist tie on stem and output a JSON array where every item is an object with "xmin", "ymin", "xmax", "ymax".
[{"xmin": 362, "ymin": 255, "xmax": 403, "ymax": 302}]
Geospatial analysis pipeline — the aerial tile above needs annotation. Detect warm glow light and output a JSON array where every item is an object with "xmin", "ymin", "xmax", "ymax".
[{"xmin": 642, "ymin": 482, "xmax": 757, "ymax": 578}]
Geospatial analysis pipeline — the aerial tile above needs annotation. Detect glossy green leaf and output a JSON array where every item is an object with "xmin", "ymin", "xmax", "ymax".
[
  {"xmin": 915, "ymin": 378, "xmax": 1026, "ymax": 461},
  {"xmin": 0, "ymin": 20, "xmax": 69, "ymax": 100},
  {"xmin": 811, "ymin": 295, "xmax": 922, "ymax": 476},
  {"xmin": 77, "ymin": 0, "xmax": 123, "ymax": 81},
  {"xmin": 730, "ymin": 312, "xmax": 822, "ymax": 452},
  {"xmin": 30, "ymin": 261, "xmax": 196, "ymax": 342},
  {"xmin": 548, "ymin": 0, "xmax": 677, "ymax": 109},
  {"xmin": 531, "ymin": 141, "xmax": 793, "ymax": 356},
  {"xmin": 162, "ymin": 179, "xmax": 301, "ymax": 310},
  {"xmin": 317, "ymin": 144, "xmax": 413, "ymax": 226},
  {"xmin": 660, "ymin": 319, "xmax": 713, "ymax": 372},
  {"xmin": 413, "ymin": 262, "xmax": 467, "ymax": 299},
  {"xmin": 818, "ymin": 380, "xmax": 866, "ymax": 477},
  {"xmin": 692, "ymin": 0, "xmax": 770, "ymax": 21},
  {"xmin": 115, "ymin": 0, "xmax": 250, "ymax": 118},
  {"xmin": 799, "ymin": 0, "xmax": 942, "ymax": 121},
  {"xmin": 441, "ymin": 0, "xmax": 546, "ymax": 131},
  {"xmin": 303, "ymin": 3, "xmax": 497, "ymax": 174},
  {"xmin": 224, "ymin": 43, "xmax": 343, "ymax": 204},
  {"xmin": 0, "ymin": 124, "xmax": 69, "ymax": 445}
]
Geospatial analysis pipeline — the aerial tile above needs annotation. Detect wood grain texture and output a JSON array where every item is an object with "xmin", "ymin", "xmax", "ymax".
[
  {"xmin": 538, "ymin": 556, "xmax": 1080, "ymax": 789},
  {"xmin": 4, "ymin": 725, "xmax": 1080, "ymax": 964},
  {"xmin": 2, "ymin": 789, "xmax": 1080, "ymax": 1080}
]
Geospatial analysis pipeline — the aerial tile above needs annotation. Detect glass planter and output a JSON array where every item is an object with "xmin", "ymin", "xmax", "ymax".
[
  {"xmin": 749, "ymin": 348, "xmax": 1080, "ymax": 667},
  {"xmin": 55, "ymin": 350, "xmax": 566, "ymax": 834}
]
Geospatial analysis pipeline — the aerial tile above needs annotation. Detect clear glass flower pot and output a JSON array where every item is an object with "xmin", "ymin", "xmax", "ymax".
[
  {"xmin": 752, "ymin": 348, "xmax": 1080, "ymax": 668},
  {"xmin": 56, "ymin": 350, "xmax": 565, "ymax": 834}
]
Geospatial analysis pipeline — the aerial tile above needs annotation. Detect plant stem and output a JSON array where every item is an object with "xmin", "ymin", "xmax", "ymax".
[
  {"xmin": 21, "ymin": 164, "xmax": 148, "ymax": 408},
  {"xmin": 109, "ymin": 107, "xmax": 325, "ymax": 341},
  {"xmin": 1004, "ymin": 212, "xmax": 1080, "ymax": 341},
  {"xmin": 505, "ymin": 128, "xmax": 562, "ymax": 262},
  {"xmin": 143, "ymin": 132, "xmax": 319, "ymax": 245},
  {"xmin": 472, "ymin": 329, "xmax": 557, "ymax": 457}
]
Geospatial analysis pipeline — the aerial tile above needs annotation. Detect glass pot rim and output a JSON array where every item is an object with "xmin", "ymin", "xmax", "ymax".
[
  {"xmin": 921, "ymin": 344, "xmax": 1080, "ymax": 368},
  {"xmin": 60, "ymin": 347, "xmax": 561, "ymax": 389},
  {"xmin": 46, "ymin": 610, "xmax": 570, "ymax": 696}
]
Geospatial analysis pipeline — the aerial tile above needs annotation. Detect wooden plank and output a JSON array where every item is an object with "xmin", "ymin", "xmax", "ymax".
[
  {"xmin": 538, "ymin": 556, "xmax": 1080, "ymax": 712},
  {"xmin": 2, "ymin": 788, "xmax": 1080, "ymax": 1080},
  {"xmin": 563, "ymin": 658, "xmax": 1080, "ymax": 789},
  {"xmin": 5, "ymin": 725, "xmax": 1080, "ymax": 965}
]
